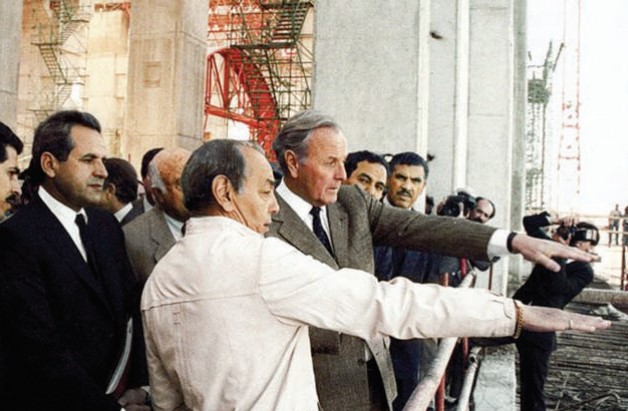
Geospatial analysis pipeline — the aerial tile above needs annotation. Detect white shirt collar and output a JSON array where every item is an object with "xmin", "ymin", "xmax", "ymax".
[
  {"xmin": 39, "ymin": 186, "xmax": 88, "ymax": 224},
  {"xmin": 38, "ymin": 186, "xmax": 88, "ymax": 260},
  {"xmin": 114, "ymin": 202, "xmax": 133, "ymax": 222},
  {"xmin": 163, "ymin": 211, "xmax": 185, "ymax": 241},
  {"xmin": 275, "ymin": 181, "xmax": 331, "ymax": 238}
]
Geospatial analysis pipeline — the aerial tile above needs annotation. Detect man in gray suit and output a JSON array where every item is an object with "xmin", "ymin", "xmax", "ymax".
[
  {"xmin": 267, "ymin": 110, "xmax": 596, "ymax": 411},
  {"xmin": 123, "ymin": 147, "xmax": 191, "ymax": 283}
]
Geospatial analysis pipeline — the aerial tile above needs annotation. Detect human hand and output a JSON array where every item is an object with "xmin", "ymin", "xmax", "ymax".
[
  {"xmin": 520, "ymin": 304, "xmax": 611, "ymax": 333},
  {"xmin": 510, "ymin": 233, "xmax": 596, "ymax": 272},
  {"xmin": 124, "ymin": 405, "xmax": 152, "ymax": 411},
  {"xmin": 118, "ymin": 388, "xmax": 151, "ymax": 410}
]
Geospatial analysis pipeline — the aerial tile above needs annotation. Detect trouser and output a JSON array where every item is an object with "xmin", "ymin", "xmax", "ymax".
[{"xmin": 516, "ymin": 339, "xmax": 552, "ymax": 411}]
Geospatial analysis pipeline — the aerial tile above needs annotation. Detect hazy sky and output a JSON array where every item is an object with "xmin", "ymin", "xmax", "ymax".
[{"xmin": 528, "ymin": 0, "xmax": 628, "ymax": 215}]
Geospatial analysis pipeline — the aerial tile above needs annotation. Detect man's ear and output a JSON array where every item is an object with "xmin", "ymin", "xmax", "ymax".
[
  {"xmin": 212, "ymin": 175, "xmax": 236, "ymax": 212},
  {"xmin": 40, "ymin": 152, "xmax": 58, "ymax": 178},
  {"xmin": 284, "ymin": 150, "xmax": 300, "ymax": 179}
]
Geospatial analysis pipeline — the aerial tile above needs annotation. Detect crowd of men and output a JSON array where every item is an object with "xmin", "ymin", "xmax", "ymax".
[{"xmin": 0, "ymin": 111, "xmax": 610, "ymax": 411}]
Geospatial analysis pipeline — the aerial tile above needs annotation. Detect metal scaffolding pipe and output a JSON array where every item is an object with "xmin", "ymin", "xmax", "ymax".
[
  {"xmin": 455, "ymin": 346, "xmax": 482, "ymax": 411},
  {"xmin": 402, "ymin": 273, "xmax": 476, "ymax": 411}
]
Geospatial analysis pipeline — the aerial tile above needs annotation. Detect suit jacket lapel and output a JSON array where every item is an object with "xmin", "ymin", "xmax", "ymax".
[
  {"xmin": 34, "ymin": 200, "xmax": 113, "ymax": 317},
  {"xmin": 272, "ymin": 194, "xmax": 339, "ymax": 269},
  {"xmin": 151, "ymin": 209, "xmax": 176, "ymax": 263},
  {"xmin": 327, "ymin": 201, "xmax": 349, "ymax": 268}
]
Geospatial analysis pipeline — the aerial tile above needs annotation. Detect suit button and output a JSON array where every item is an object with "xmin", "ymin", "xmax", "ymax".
[{"xmin": 357, "ymin": 359, "xmax": 366, "ymax": 366}]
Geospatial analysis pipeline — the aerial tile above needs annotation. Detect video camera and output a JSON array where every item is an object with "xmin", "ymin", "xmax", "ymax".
[
  {"xmin": 438, "ymin": 191, "xmax": 477, "ymax": 217},
  {"xmin": 556, "ymin": 222, "xmax": 600, "ymax": 246}
]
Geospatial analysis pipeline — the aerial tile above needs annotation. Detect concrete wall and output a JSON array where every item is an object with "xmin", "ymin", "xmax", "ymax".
[
  {"xmin": 0, "ymin": 2, "xmax": 24, "ymax": 127},
  {"xmin": 428, "ymin": 0, "xmax": 470, "ymax": 202},
  {"xmin": 313, "ymin": 0, "xmax": 431, "ymax": 157}
]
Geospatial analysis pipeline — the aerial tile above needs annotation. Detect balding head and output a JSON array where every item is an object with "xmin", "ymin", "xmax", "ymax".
[{"xmin": 149, "ymin": 147, "xmax": 191, "ymax": 222}]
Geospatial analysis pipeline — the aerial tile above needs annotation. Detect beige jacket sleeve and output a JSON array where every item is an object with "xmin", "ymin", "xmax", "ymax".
[{"xmin": 259, "ymin": 237, "xmax": 516, "ymax": 341}]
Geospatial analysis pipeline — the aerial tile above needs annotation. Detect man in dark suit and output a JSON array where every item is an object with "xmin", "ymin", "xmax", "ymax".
[
  {"xmin": 123, "ymin": 147, "xmax": 191, "ymax": 283},
  {"xmin": 100, "ymin": 158, "xmax": 142, "ymax": 225},
  {"xmin": 268, "ymin": 110, "xmax": 596, "ymax": 411},
  {"xmin": 130, "ymin": 147, "xmax": 164, "ymax": 217},
  {"xmin": 512, "ymin": 212, "xmax": 598, "ymax": 411},
  {"xmin": 0, "ymin": 110, "xmax": 150, "ymax": 411},
  {"xmin": 0, "ymin": 121, "xmax": 23, "ymax": 221}
]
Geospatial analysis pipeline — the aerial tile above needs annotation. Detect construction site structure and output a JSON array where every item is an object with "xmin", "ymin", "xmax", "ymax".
[
  {"xmin": 525, "ymin": 0, "xmax": 582, "ymax": 214},
  {"xmin": 555, "ymin": 0, "xmax": 583, "ymax": 213},
  {"xmin": 206, "ymin": 0, "xmax": 314, "ymax": 157},
  {"xmin": 29, "ymin": 0, "xmax": 92, "ymax": 123},
  {"xmin": 525, "ymin": 41, "xmax": 562, "ymax": 214}
]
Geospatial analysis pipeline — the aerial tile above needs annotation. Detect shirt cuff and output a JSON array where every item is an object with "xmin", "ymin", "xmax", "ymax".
[{"xmin": 487, "ymin": 228, "xmax": 511, "ymax": 258}]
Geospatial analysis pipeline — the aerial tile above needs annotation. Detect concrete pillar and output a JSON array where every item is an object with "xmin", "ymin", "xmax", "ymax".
[
  {"xmin": 124, "ymin": 0, "xmax": 208, "ymax": 167},
  {"xmin": 0, "ymin": 2, "xmax": 24, "ymax": 126},
  {"xmin": 313, "ymin": 0, "xmax": 431, "ymax": 157},
  {"xmin": 428, "ymin": 0, "xmax": 470, "ymax": 202},
  {"xmin": 465, "ymin": 0, "xmax": 517, "ymax": 294},
  {"xmin": 509, "ymin": 0, "xmax": 528, "ymax": 283}
]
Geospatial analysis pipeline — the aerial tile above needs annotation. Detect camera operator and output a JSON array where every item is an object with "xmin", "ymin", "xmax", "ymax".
[
  {"xmin": 436, "ymin": 189, "xmax": 477, "ymax": 218},
  {"xmin": 509, "ymin": 211, "xmax": 599, "ymax": 411}
]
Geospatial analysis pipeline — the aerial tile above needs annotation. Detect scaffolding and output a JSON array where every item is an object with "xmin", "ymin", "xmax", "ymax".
[
  {"xmin": 30, "ymin": 0, "xmax": 92, "ymax": 122},
  {"xmin": 525, "ymin": 42, "xmax": 562, "ymax": 213},
  {"xmin": 206, "ymin": 0, "xmax": 314, "ymax": 156}
]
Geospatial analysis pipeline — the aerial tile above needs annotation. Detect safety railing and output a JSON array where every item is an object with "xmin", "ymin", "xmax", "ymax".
[{"xmin": 403, "ymin": 269, "xmax": 479, "ymax": 411}]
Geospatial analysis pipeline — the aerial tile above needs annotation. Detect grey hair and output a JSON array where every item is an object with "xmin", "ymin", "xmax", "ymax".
[
  {"xmin": 272, "ymin": 110, "xmax": 341, "ymax": 173},
  {"xmin": 182, "ymin": 139, "xmax": 263, "ymax": 213},
  {"xmin": 148, "ymin": 158, "xmax": 166, "ymax": 192}
]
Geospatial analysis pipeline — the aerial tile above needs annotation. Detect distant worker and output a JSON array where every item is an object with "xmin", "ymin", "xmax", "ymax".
[{"xmin": 608, "ymin": 203, "xmax": 621, "ymax": 246}]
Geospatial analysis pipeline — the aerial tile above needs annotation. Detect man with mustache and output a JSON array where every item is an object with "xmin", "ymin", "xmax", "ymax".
[
  {"xmin": 0, "ymin": 111, "xmax": 150, "ymax": 411},
  {"xmin": 385, "ymin": 152, "xmax": 427, "ymax": 210},
  {"xmin": 0, "ymin": 121, "xmax": 24, "ymax": 221},
  {"xmin": 380, "ymin": 151, "xmax": 436, "ymax": 410}
]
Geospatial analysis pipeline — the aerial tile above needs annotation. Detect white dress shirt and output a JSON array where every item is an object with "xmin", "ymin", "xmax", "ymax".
[
  {"xmin": 39, "ymin": 187, "xmax": 88, "ymax": 262},
  {"xmin": 276, "ymin": 181, "xmax": 333, "ymax": 251},
  {"xmin": 142, "ymin": 216, "xmax": 516, "ymax": 411},
  {"xmin": 114, "ymin": 202, "xmax": 133, "ymax": 223}
]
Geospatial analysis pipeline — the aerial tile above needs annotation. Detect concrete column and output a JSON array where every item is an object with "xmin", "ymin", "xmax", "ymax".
[
  {"xmin": 313, "ymin": 0, "xmax": 431, "ymax": 157},
  {"xmin": 0, "ymin": 2, "xmax": 24, "ymax": 126},
  {"xmin": 467, "ymin": 0, "xmax": 516, "ymax": 294},
  {"xmin": 428, "ymin": 0, "xmax": 471, "ymax": 202},
  {"xmin": 509, "ymin": 0, "xmax": 528, "ymax": 283},
  {"xmin": 124, "ymin": 0, "xmax": 208, "ymax": 167}
]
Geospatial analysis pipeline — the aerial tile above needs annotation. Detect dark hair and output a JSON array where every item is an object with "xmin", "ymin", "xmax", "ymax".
[
  {"xmin": 182, "ymin": 140, "xmax": 263, "ymax": 213},
  {"xmin": 389, "ymin": 151, "xmax": 430, "ymax": 180},
  {"xmin": 30, "ymin": 110, "xmax": 101, "ymax": 184},
  {"xmin": 475, "ymin": 196, "xmax": 496, "ymax": 219},
  {"xmin": 0, "ymin": 121, "xmax": 24, "ymax": 162},
  {"xmin": 103, "ymin": 158, "xmax": 139, "ymax": 204},
  {"xmin": 272, "ymin": 110, "xmax": 341, "ymax": 173},
  {"xmin": 571, "ymin": 221, "xmax": 599, "ymax": 246},
  {"xmin": 141, "ymin": 147, "xmax": 164, "ymax": 179},
  {"xmin": 344, "ymin": 150, "xmax": 390, "ymax": 178}
]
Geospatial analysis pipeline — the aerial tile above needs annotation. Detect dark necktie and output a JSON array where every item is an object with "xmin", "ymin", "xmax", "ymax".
[
  {"xmin": 310, "ymin": 206, "xmax": 333, "ymax": 255},
  {"xmin": 75, "ymin": 214, "xmax": 100, "ymax": 278}
]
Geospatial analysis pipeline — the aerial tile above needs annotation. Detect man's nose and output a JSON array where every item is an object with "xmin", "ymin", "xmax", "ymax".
[
  {"xmin": 94, "ymin": 159, "xmax": 108, "ymax": 178},
  {"xmin": 10, "ymin": 177, "xmax": 21, "ymax": 196},
  {"xmin": 269, "ymin": 192, "xmax": 280, "ymax": 214},
  {"xmin": 335, "ymin": 163, "xmax": 346, "ymax": 180}
]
